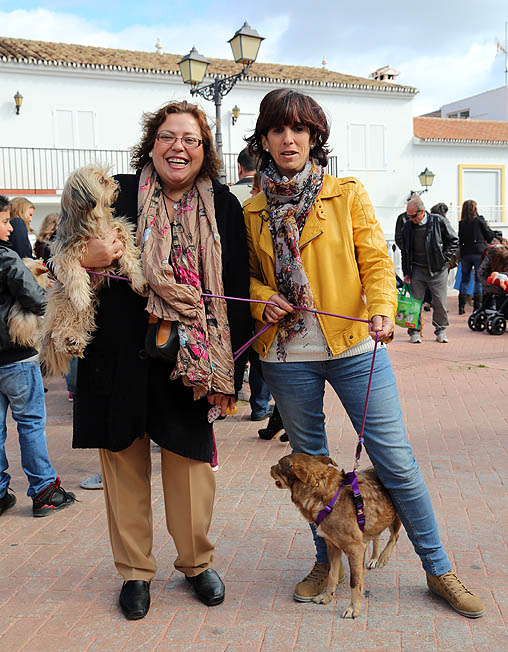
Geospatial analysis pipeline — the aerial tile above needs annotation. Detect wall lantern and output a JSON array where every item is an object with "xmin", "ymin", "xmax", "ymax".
[
  {"xmin": 418, "ymin": 167, "xmax": 435, "ymax": 191},
  {"xmin": 409, "ymin": 167, "xmax": 436, "ymax": 197},
  {"xmin": 14, "ymin": 91, "xmax": 23, "ymax": 115},
  {"xmin": 231, "ymin": 105, "xmax": 240, "ymax": 125}
]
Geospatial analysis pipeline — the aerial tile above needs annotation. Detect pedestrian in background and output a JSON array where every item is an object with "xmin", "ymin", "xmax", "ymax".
[
  {"xmin": 400, "ymin": 196, "xmax": 458, "ymax": 343},
  {"xmin": 0, "ymin": 194, "xmax": 75, "ymax": 518},
  {"xmin": 34, "ymin": 212, "xmax": 59, "ymax": 263},
  {"xmin": 457, "ymin": 200, "xmax": 495, "ymax": 314},
  {"xmin": 8, "ymin": 197, "xmax": 35, "ymax": 258}
]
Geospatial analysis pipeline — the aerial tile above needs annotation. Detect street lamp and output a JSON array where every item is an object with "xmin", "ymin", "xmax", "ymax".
[
  {"xmin": 409, "ymin": 167, "xmax": 435, "ymax": 197},
  {"xmin": 178, "ymin": 21, "xmax": 264, "ymax": 182}
]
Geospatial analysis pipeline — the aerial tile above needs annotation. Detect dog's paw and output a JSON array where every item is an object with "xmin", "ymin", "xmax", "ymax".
[
  {"xmin": 312, "ymin": 591, "xmax": 334, "ymax": 605},
  {"xmin": 341, "ymin": 604, "xmax": 361, "ymax": 619},
  {"xmin": 64, "ymin": 336, "xmax": 84, "ymax": 356},
  {"xmin": 367, "ymin": 559, "xmax": 379, "ymax": 570}
]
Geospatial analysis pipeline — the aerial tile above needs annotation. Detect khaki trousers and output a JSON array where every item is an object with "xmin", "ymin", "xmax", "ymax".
[{"xmin": 99, "ymin": 435, "xmax": 215, "ymax": 581}]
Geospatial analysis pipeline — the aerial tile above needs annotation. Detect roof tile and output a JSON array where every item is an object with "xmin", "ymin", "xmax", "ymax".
[
  {"xmin": 0, "ymin": 36, "xmax": 416, "ymax": 93},
  {"xmin": 414, "ymin": 116, "xmax": 508, "ymax": 143}
]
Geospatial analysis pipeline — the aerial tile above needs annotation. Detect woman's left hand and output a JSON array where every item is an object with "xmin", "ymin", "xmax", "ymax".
[
  {"xmin": 207, "ymin": 393, "xmax": 236, "ymax": 416},
  {"xmin": 369, "ymin": 315, "xmax": 394, "ymax": 342}
]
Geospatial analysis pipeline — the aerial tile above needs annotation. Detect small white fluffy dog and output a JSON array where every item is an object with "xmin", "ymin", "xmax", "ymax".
[
  {"xmin": 40, "ymin": 165, "xmax": 146, "ymax": 376},
  {"xmin": 8, "ymin": 258, "xmax": 50, "ymax": 349}
]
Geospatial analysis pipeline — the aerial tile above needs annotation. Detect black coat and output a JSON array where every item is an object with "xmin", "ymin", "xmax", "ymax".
[
  {"xmin": 459, "ymin": 216, "xmax": 494, "ymax": 256},
  {"xmin": 0, "ymin": 244, "xmax": 46, "ymax": 365},
  {"xmin": 72, "ymin": 173, "xmax": 251, "ymax": 459},
  {"xmin": 400, "ymin": 211, "xmax": 458, "ymax": 278},
  {"xmin": 8, "ymin": 218, "xmax": 34, "ymax": 259}
]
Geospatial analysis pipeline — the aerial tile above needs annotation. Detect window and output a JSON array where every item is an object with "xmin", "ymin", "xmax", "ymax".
[
  {"xmin": 54, "ymin": 109, "xmax": 96, "ymax": 148},
  {"xmin": 348, "ymin": 123, "xmax": 386, "ymax": 170},
  {"xmin": 459, "ymin": 164, "xmax": 505, "ymax": 223},
  {"xmin": 447, "ymin": 110, "xmax": 470, "ymax": 119}
]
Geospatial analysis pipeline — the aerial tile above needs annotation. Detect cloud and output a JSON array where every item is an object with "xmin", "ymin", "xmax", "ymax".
[{"xmin": 0, "ymin": 7, "xmax": 288, "ymax": 60}]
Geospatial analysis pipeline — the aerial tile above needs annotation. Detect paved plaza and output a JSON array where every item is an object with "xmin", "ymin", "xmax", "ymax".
[{"xmin": 1, "ymin": 300, "xmax": 507, "ymax": 652}]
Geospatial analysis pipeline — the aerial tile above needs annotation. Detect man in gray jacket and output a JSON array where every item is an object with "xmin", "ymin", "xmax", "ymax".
[{"xmin": 400, "ymin": 196, "xmax": 458, "ymax": 343}]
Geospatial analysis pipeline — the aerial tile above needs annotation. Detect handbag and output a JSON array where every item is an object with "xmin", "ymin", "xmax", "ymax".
[
  {"xmin": 144, "ymin": 315, "xmax": 179, "ymax": 363},
  {"xmin": 395, "ymin": 284, "xmax": 422, "ymax": 329}
]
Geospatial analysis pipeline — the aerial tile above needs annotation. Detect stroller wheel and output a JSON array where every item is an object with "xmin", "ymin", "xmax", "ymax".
[
  {"xmin": 472, "ymin": 312, "xmax": 487, "ymax": 332},
  {"xmin": 487, "ymin": 315, "xmax": 506, "ymax": 336}
]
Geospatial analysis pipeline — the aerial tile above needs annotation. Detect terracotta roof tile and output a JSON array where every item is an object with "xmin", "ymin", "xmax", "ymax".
[
  {"xmin": 0, "ymin": 36, "xmax": 416, "ymax": 93},
  {"xmin": 414, "ymin": 116, "xmax": 508, "ymax": 143}
]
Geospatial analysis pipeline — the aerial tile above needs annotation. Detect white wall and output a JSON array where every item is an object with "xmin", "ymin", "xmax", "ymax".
[{"xmin": 440, "ymin": 86, "xmax": 508, "ymax": 122}]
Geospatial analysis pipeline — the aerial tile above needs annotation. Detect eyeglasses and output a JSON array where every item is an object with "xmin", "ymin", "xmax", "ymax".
[
  {"xmin": 155, "ymin": 133, "xmax": 203, "ymax": 149},
  {"xmin": 407, "ymin": 210, "xmax": 422, "ymax": 219}
]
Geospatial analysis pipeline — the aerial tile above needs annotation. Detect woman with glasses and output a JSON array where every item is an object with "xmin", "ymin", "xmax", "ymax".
[{"xmin": 73, "ymin": 101, "xmax": 250, "ymax": 619}]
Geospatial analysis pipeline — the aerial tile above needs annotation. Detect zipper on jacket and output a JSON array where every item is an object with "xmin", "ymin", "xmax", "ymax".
[{"xmin": 300, "ymin": 231, "xmax": 323, "ymax": 250}]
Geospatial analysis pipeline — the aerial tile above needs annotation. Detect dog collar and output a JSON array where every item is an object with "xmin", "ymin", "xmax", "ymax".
[{"xmin": 315, "ymin": 470, "xmax": 365, "ymax": 531}]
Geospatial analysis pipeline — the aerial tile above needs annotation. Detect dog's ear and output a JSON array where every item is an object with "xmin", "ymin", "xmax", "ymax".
[
  {"xmin": 71, "ymin": 183, "xmax": 97, "ymax": 214},
  {"xmin": 291, "ymin": 462, "xmax": 311, "ymax": 485},
  {"xmin": 315, "ymin": 455, "xmax": 338, "ymax": 467}
]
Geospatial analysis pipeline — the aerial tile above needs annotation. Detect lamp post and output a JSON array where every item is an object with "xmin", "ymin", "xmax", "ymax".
[
  {"xmin": 178, "ymin": 21, "xmax": 264, "ymax": 182},
  {"xmin": 409, "ymin": 167, "xmax": 435, "ymax": 197}
]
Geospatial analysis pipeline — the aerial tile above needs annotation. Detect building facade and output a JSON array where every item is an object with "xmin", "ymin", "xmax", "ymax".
[{"xmin": 1, "ymin": 36, "xmax": 508, "ymax": 242}]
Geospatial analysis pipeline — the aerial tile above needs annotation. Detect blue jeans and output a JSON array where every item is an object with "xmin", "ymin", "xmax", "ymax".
[
  {"xmin": 249, "ymin": 363, "xmax": 272, "ymax": 417},
  {"xmin": 262, "ymin": 349, "xmax": 451, "ymax": 576},
  {"xmin": 0, "ymin": 361, "xmax": 56, "ymax": 498},
  {"xmin": 460, "ymin": 253, "xmax": 482, "ymax": 295}
]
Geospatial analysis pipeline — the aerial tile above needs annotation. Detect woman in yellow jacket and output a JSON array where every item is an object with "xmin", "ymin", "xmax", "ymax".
[{"xmin": 243, "ymin": 88, "xmax": 483, "ymax": 619}]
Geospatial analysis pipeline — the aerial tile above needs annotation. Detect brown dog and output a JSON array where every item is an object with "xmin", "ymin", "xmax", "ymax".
[{"xmin": 271, "ymin": 453, "xmax": 401, "ymax": 618}]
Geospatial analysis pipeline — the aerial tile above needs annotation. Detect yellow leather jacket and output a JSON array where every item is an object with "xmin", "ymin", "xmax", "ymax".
[{"xmin": 243, "ymin": 175, "xmax": 397, "ymax": 358}]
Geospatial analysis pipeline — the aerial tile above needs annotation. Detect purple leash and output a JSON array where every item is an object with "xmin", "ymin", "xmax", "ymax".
[{"xmin": 315, "ymin": 331, "xmax": 380, "ymax": 532}]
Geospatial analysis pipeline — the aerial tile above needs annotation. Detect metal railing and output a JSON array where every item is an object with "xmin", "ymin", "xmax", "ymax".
[
  {"xmin": 0, "ymin": 147, "xmax": 340, "ymax": 192},
  {"xmin": 0, "ymin": 147, "xmax": 133, "ymax": 193}
]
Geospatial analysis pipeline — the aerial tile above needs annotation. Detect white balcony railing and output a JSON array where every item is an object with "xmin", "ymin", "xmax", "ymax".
[{"xmin": 0, "ymin": 147, "xmax": 340, "ymax": 192}]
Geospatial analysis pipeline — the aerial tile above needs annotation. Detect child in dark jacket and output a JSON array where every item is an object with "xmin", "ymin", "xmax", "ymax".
[{"xmin": 0, "ymin": 195, "xmax": 75, "ymax": 518}]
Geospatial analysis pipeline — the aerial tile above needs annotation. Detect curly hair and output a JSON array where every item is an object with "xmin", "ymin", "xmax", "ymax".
[
  {"xmin": 245, "ymin": 89, "xmax": 330, "ymax": 170},
  {"xmin": 461, "ymin": 199, "xmax": 478, "ymax": 222},
  {"xmin": 130, "ymin": 100, "xmax": 222, "ymax": 181}
]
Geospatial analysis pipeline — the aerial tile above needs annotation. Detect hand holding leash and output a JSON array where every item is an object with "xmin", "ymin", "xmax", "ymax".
[
  {"xmin": 263, "ymin": 293, "xmax": 294, "ymax": 323},
  {"xmin": 369, "ymin": 315, "xmax": 394, "ymax": 342}
]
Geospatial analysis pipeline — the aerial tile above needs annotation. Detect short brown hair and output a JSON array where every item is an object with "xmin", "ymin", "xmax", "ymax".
[
  {"xmin": 246, "ymin": 89, "xmax": 330, "ymax": 169},
  {"xmin": 461, "ymin": 199, "xmax": 478, "ymax": 222},
  {"xmin": 131, "ymin": 100, "xmax": 222, "ymax": 181}
]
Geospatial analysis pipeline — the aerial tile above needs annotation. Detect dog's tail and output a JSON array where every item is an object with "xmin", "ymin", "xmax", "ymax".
[{"xmin": 39, "ymin": 333, "xmax": 72, "ymax": 377}]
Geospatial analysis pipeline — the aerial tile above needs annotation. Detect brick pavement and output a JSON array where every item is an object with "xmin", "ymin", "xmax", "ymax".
[{"xmin": 1, "ymin": 300, "xmax": 507, "ymax": 651}]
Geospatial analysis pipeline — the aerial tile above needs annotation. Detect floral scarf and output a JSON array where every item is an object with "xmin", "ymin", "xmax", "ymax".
[
  {"xmin": 136, "ymin": 163, "xmax": 234, "ymax": 399},
  {"xmin": 262, "ymin": 160, "xmax": 324, "ymax": 361}
]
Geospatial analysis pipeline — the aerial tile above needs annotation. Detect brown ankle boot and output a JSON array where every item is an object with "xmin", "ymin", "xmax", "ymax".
[
  {"xmin": 426, "ymin": 572, "xmax": 484, "ymax": 618},
  {"xmin": 293, "ymin": 560, "xmax": 345, "ymax": 602}
]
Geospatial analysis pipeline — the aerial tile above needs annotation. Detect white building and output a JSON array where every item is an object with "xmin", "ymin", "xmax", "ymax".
[
  {"xmin": 438, "ymin": 85, "xmax": 508, "ymax": 122},
  {"xmin": 1, "ymin": 36, "xmax": 507, "ymax": 242}
]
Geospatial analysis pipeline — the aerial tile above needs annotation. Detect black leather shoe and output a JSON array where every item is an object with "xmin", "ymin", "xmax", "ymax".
[
  {"xmin": 186, "ymin": 569, "xmax": 225, "ymax": 606},
  {"xmin": 119, "ymin": 580, "xmax": 151, "ymax": 620}
]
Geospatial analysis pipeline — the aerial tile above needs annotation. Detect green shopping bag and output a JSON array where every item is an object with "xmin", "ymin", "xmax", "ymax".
[{"xmin": 395, "ymin": 284, "xmax": 422, "ymax": 329}]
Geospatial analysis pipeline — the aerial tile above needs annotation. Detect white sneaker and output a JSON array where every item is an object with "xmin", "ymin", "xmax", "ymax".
[
  {"xmin": 436, "ymin": 332, "xmax": 448, "ymax": 343},
  {"xmin": 409, "ymin": 333, "xmax": 422, "ymax": 343},
  {"xmin": 79, "ymin": 472, "xmax": 103, "ymax": 490}
]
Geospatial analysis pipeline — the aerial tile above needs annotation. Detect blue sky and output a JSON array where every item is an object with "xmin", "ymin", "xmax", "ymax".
[{"xmin": 1, "ymin": 1, "xmax": 507, "ymax": 114}]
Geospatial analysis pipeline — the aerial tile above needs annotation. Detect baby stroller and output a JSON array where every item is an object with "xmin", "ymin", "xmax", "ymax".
[{"xmin": 468, "ymin": 283, "xmax": 508, "ymax": 335}]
